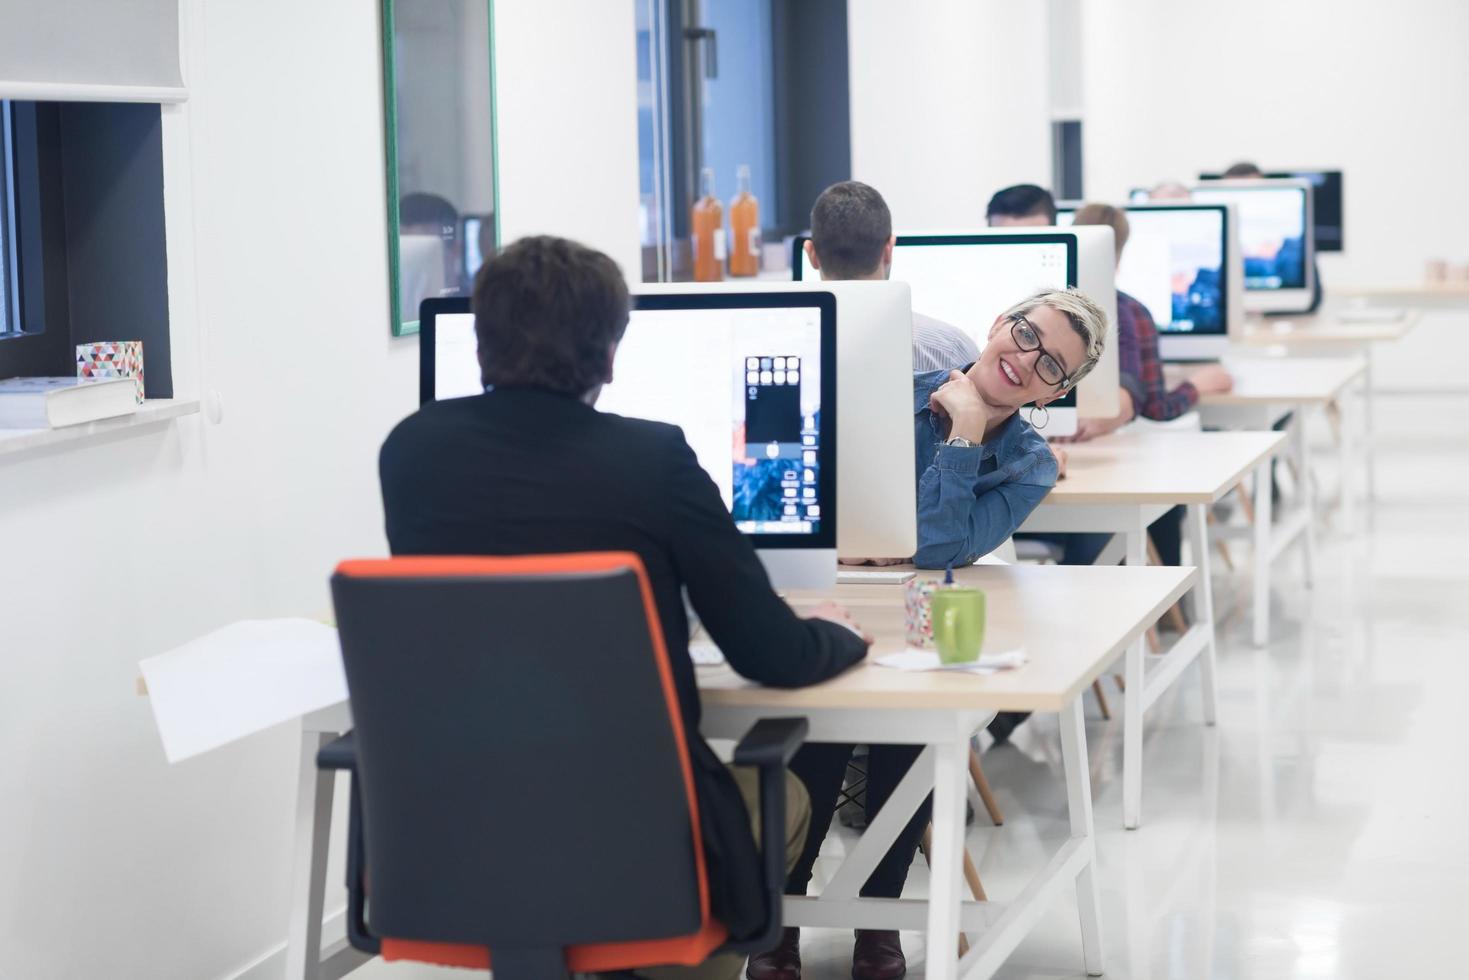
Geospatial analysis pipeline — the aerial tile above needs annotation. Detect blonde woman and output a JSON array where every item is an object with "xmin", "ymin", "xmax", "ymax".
[{"xmin": 749, "ymin": 287, "xmax": 1108, "ymax": 980}]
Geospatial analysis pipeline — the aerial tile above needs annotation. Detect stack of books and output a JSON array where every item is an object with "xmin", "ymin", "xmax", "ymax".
[{"xmin": 0, "ymin": 376, "xmax": 140, "ymax": 429}]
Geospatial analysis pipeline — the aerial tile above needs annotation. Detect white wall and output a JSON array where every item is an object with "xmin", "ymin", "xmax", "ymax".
[
  {"xmin": 493, "ymin": 0, "xmax": 641, "ymax": 276},
  {"xmin": 0, "ymin": 1, "xmax": 640, "ymax": 978},
  {"xmin": 847, "ymin": 0, "xmax": 1052, "ymax": 229},
  {"xmin": 1080, "ymin": 0, "xmax": 1469, "ymax": 286}
]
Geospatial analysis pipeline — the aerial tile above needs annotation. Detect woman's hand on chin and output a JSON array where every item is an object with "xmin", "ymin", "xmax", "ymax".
[{"xmin": 930, "ymin": 370, "xmax": 1006, "ymax": 442}]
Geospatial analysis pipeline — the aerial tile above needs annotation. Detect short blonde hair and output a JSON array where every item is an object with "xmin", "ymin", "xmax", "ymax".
[
  {"xmin": 1001, "ymin": 287, "xmax": 1108, "ymax": 385},
  {"xmin": 1071, "ymin": 203, "xmax": 1130, "ymax": 260}
]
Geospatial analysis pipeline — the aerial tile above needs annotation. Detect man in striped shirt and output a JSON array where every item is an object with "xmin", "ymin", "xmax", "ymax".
[{"xmin": 801, "ymin": 180, "xmax": 979, "ymax": 372}]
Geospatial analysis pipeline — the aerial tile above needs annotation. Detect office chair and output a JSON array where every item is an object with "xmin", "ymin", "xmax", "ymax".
[{"xmin": 322, "ymin": 553, "xmax": 806, "ymax": 979}]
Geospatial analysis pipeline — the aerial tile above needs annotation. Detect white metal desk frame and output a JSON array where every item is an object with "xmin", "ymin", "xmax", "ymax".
[
  {"xmin": 1014, "ymin": 428, "xmax": 1284, "ymax": 826},
  {"xmin": 287, "ymin": 699, "xmax": 371, "ymax": 980},
  {"xmin": 279, "ymin": 699, "xmax": 1093, "ymax": 980},
  {"xmin": 701, "ymin": 700, "xmax": 1098, "ymax": 980},
  {"xmin": 1240, "ymin": 311, "xmax": 1418, "ymax": 519},
  {"xmin": 1194, "ymin": 401, "xmax": 1319, "ymax": 643},
  {"xmin": 281, "ymin": 700, "xmax": 1097, "ymax": 980},
  {"xmin": 1017, "ymin": 503, "xmax": 1220, "ymax": 830},
  {"xmin": 694, "ymin": 564, "xmax": 1194, "ymax": 980}
]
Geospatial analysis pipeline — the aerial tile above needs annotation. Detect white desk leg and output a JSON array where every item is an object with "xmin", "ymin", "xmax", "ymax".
[
  {"xmin": 1339, "ymin": 387, "xmax": 1358, "ymax": 533},
  {"xmin": 1293, "ymin": 415, "xmax": 1317, "ymax": 587},
  {"xmin": 1252, "ymin": 459, "xmax": 1273, "ymax": 648},
  {"xmin": 1123, "ymin": 526, "xmax": 1146, "ymax": 830},
  {"xmin": 1187, "ymin": 502, "xmax": 1219, "ymax": 726},
  {"xmin": 1060, "ymin": 696, "xmax": 1105, "ymax": 976},
  {"xmin": 1364, "ymin": 349, "xmax": 1377, "ymax": 510},
  {"xmin": 923, "ymin": 734, "xmax": 968, "ymax": 980},
  {"xmin": 284, "ymin": 728, "xmax": 337, "ymax": 980}
]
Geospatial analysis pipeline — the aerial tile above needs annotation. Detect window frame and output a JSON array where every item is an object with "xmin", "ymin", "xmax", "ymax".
[{"xmin": 1, "ymin": 100, "xmax": 19, "ymax": 337}]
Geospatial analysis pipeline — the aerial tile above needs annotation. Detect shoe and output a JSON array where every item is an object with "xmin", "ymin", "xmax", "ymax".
[
  {"xmin": 986, "ymin": 711, "xmax": 1031, "ymax": 744},
  {"xmin": 746, "ymin": 927, "xmax": 800, "ymax": 980},
  {"xmin": 851, "ymin": 929, "xmax": 905, "ymax": 980}
]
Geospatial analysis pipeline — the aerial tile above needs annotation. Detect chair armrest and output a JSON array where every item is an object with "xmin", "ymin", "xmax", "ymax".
[
  {"xmin": 725, "ymin": 717, "xmax": 809, "ymax": 954},
  {"xmin": 732, "ymin": 717, "xmax": 808, "ymax": 769},
  {"xmin": 316, "ymin": 731, "xmax": 357, "ymax": 772},
  {"xmin": 313, "ymin": 731, "xmax": 379, "ymax": 955}
]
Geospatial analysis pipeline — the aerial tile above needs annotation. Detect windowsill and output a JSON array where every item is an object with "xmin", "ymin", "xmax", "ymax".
[{"xmin": 0, "ymin": 398, "xmax": 200, "ymax": 460}]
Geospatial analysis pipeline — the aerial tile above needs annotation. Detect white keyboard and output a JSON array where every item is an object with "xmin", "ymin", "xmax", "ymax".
[{"xmin": 837, "ymin": 569, "xmax": 916, "ymax": 585}]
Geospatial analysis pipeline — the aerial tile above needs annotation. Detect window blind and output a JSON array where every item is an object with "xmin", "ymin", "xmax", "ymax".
[{"xmin": 0, "ymin": 0, "xmax": 185, "ymax": 102}]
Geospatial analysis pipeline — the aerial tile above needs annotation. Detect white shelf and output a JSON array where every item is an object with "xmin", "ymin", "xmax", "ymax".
[{"xmin": 0, "ymin": 398, "xmax": 200, "ymax": 460}]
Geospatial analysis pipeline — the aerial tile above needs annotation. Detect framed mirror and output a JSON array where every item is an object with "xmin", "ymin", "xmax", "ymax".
[{"xmin": 382, "ymin": 0, "xmax": 499, "ymax": 336}]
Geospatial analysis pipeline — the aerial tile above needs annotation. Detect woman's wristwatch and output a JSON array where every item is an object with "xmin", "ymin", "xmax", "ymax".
[{"xmin": 944, "ymin": 436, "xmax": 975, "ymax": 449}]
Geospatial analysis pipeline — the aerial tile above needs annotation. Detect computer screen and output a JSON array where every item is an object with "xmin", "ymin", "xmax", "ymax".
[
  {"xmin": 792, "ymin": 233, "xmax": 1073, "ymax": 347},
  {"xmin": 1189, "ymin": 184, "xmax": 1308, "ymax": 291},
  {"xmin": 419, "ymin": 293, "xmax": 837, "ymax": 547},
  {"xmin": 1057, "ymin": 205, "xmax": 1228, "ymax": 335},
  {"xmin": 1200, "ymin": 170, "xmax": 1342, "ymax": 252},
  {"xmin": 605, "ymin": 300, "xmax": 828, "ymax": 537}
]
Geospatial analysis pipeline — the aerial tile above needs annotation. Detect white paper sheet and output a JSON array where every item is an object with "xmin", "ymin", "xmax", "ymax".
[
  {"xmin": 140, "ymin": 618, "xmax": 348, "ymax": 763},
  {"xmin": 873, "ymin": 647, "xmax": 1027, "ymax": 674}
]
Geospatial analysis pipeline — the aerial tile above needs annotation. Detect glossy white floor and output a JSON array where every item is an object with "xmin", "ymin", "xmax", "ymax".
[{"xmin": 363, "ymin": 392, "xmax": 1469, "ymax": 979}]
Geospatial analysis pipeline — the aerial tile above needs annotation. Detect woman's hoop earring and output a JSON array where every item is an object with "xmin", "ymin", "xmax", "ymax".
[{"xmin": 1030, "ymin": 404, "xmax": 1050, "ymax": 430}]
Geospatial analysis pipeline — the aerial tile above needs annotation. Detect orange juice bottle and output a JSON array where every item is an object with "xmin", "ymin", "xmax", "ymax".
[
  {"xmin": 729, "ymin": 164, "xmax": 761, "ymax": 277},
  {"xmin": 691, "ymin": 167, "xmax": 724, "ymax": 282}
]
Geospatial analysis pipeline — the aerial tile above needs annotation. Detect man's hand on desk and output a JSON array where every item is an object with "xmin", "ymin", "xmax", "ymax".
[
  {"xmin": 807, "ymin": 601, "xmax": 874, "ymax": 647},
  {"xmin": 1188, "ymin": 363, "xmax": 1234, "ymax": 395},
  {"xmin": 1053, "ymin": 390, "xmax": 1132, "ymax": 445}
]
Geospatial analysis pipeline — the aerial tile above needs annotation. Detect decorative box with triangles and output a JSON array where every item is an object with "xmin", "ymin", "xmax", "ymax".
[{"xmin": 77, "ymin": 341, "xmax": 145, "ymax": 404}]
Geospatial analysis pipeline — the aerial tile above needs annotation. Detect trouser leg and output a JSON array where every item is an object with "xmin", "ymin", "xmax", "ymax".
[
  {"xmin": 859, "ymin": 744, "xmax": 930, "ymax": 899},
  {"xmin": 637, "ymin": 767, "xmax": 812, "ymax": 980}
]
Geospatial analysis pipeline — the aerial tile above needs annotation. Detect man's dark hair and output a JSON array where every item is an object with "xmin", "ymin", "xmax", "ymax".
[
  {"xmin": 399, "ymin": 192, "xmax": 459, "ymax": 233},
  {"xmin": 473, "ymin": 236, "xmax": 629, "ymax": 395},
  {"xmin": 1222, "ymin": 161, "xmax": 1264, "ymax": 178},
  {"xmin": 809, "ymin": 181, "xmax": 892, "ymax": 278},
  {"xmin": 985, "ymin": 184, "xmax": 1057, "ymax": 223}
]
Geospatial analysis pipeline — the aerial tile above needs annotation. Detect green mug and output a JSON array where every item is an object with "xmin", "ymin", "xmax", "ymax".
[{"xmin": 930, "ymin": 588, "xmax": 986, "ymax": 664}]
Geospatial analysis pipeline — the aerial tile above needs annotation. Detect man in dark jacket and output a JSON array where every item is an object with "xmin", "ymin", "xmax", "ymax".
[{"xmin": 379, "ymin": 235, "xmax": 869, "ymax": 980}]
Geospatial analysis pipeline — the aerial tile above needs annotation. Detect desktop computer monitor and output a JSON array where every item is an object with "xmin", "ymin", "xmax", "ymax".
[
  {"xmin": 1057, "ymin": 203, "xmax": 1243, "ymax": 360},
  {"xmin": 1189, "ymin": 178, "xmax": 1315, "ymax": 314},
  {"xmin": 1201, "ymin": 169, "xmax": 1342, "ymax": 252},
  {"xmin": 792, "ymin": 227, "xmax": 1120, "ymax": 423},
  {"xmin": 637, "ymin": 280, "xmax": 917, "ymax": 560},
  {"xmin": 419, "ymin": 293, "xmax": 839, "ymax": 590},
  {"xmin": 461, "ymin": 215, "xmax": 490, "ymax": 286}
]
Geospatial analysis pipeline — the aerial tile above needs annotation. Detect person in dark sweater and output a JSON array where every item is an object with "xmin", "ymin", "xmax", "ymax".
[{"xmin": 379, "ymin": 235, "xmax": 870, "ymax": 980}]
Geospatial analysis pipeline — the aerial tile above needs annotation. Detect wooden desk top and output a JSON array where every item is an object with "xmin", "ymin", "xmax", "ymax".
[
  {"xmin": 697, "ymin": 563, "xmax": 1195, "ymax": 713},
  {"xmin": 1340, "ymin": 283, "xmax": 1469, "ymax": 301},
  {"xmin": 1173, "ymin": 355, "xmax": 1367, "ymax": 407},
  {"xmin": 1036, "ymin": 429, "xmax": 1284, "ymax": 504},
  {"xmin": 1240, "ymin": 308, "xmax": 1422, "ymax": 346}
]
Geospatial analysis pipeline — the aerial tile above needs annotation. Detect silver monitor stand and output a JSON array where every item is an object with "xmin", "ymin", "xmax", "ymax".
[{"xmin": 759, "ymin": 548, "xmax": 837, "ymax": 591}]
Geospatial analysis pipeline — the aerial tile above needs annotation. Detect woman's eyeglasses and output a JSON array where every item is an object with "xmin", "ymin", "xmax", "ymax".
[{"xmin": 1009, "ymin": 314, "xmax": 1071, "ymax": 388}]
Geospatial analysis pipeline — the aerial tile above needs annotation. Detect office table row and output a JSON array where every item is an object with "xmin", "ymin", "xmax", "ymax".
[{"xmin": 182, "ymin": 306, "xmax": 1423, "ymax": 980}]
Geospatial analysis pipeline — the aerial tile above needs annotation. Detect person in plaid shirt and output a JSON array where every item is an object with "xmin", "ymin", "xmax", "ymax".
[{"xmin": 1062, "ymin": 203, "xmax": 1233, "ymax": 439}]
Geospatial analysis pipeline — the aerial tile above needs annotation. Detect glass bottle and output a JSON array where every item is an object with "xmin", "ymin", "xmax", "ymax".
[
  {"xmin": 691, "ymin": 167, "xmax": 724, "ymax": 282},
  {"xmin": 729, "ymin": 164, "xmax": 761, "ymax": 277}
]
